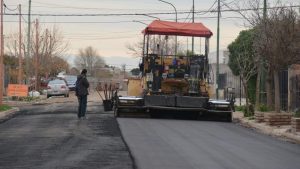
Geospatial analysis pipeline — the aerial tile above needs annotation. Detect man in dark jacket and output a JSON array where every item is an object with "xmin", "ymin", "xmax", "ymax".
[{"xmin": 76, "ymin": 69, "xmax": 89, "ymax": 119}]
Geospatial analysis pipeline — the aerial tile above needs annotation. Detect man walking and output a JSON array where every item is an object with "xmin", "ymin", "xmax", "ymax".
[{"xmin": 76, "ymin": 69, "xmax": 89, "ymax": 119}]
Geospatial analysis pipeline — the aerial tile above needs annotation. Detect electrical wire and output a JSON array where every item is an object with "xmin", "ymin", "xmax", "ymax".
[
  {"xmin": 221, "ymin": 0, "xmax": 252, "ymax": 23},
  {"xmin": 3, "ymin": 3, "xmax": 28, "ymax": 23},
  {"xmin": 197, "ymin": 0, "xmax": 218, "ymax": 15},
  {"xmin": 8, "ymin": 1, "xmax": 189, "ymax": 12},
  {"xmin": 3, "ymin": 3, "xmax": 18, "ymax": 11},
  {"xmin": 2, "ymin": 16, "xmax": 245, "ymax": 24},
  {"xmin": 184, "ymin": 7, "xmax": 193, "ymax": 22},
  {"xmin": 4, "ymin": 5, "xmax": 299, "ymax": 17},
  {"xmin": 64, "ymin": 36, "xmax": 138, "ymax": 40}
]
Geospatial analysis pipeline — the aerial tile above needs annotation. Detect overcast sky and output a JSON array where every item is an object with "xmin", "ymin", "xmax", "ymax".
[{"xmin": 4, "ymin": 0, "xmax": 298, "ymax": 69}]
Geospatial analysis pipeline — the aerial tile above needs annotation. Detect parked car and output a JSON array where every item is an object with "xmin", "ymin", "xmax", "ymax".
[
  {"xmin": 64, "ymin": 75, "xmax": 77, "ymax": 91},
  {"xmin": 47, "ymin": 79, "xmax": 69, "ymax": 98}
]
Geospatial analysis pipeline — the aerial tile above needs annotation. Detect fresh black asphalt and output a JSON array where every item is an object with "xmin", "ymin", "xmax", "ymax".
[
  {"xmin": 1, "ymin": 99, "xmax": 300, "ymax": 169},
  {"xmin": 118, "ymin": 118, "xmax": 300, "ymax": 169},
  {"xmin": 0, "ymin": 101, "xmax": 134, "ymax": 169}
]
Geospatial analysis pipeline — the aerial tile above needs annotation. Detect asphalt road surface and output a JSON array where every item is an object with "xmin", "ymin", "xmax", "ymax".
[
  {"xmin": 118, "ymin": 118, "xmax": 300, "ymax": 169},
  {"xmin": 0, "ymin": 97, "xmax": 133, "ymax": 169}
]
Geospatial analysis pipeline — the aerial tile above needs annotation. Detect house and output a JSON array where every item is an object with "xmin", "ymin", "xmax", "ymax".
[{"xmin": 208, "ymin": 50, "xmax": 243, "ymax": 100}]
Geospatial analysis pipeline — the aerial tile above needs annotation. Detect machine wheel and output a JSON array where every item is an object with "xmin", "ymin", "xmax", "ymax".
[
  {"xmin": 114, "ymin": 108, "xmax": 119, "ymax": 117},
  {"xmin": 227, "ymin": 113, "xmax": 233, "ymax": 122}
]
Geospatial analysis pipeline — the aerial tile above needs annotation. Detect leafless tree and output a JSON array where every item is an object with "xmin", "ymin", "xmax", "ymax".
[
  {"xmin": 254, "ymin": 7, "xmax": 300, "ymax": 113},
  {"xmin": 126, "ymin": 35, "xmax": 182, "ymax": 57},
  {"xmin": 224, "ymin": 0, "xmax": 300, "ymax": 112},
  {"xmin": 35, "ymin": 26, "xmax": 69, "ymax": 80},
  {"xmin": 74, "ymin": 46, "xmax": 105, "ymax": 77},
  {"xmin": 5, "ymin": 24, "xmax": 69, "ymax": 90}
]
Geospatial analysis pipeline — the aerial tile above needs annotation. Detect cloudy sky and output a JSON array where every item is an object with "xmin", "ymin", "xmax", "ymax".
[{"xmin": 4, "ymin": 0, "xmax": 298, "ymax": 69}]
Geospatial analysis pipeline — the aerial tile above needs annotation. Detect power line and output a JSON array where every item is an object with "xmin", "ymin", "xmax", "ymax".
[
  {"xmin": 64, "ymin": 36, "xmax": 138, "ymax": 40},
  {"xmin": 3, "ymin": 3, "xmax": 29, "ymax": 23},
  {"xmin": 4, "ymin": 5, "xmax": 300, "ymax": 17},
  {"xmin": 3, "ymin": 3, "xmax": 18, "ymax": 11},
  {"xmin": 197, "ymin": 0, "xmax": 218, "ymax": 16},
  {"xmin": 184, "ymin": 7, "xmax": 193, "ymax": 22},
  {"xmin": 3, "ymin": 16, "xmax": 245, "ymax": 24},
  {"xmin": 7, "ymin": 2, "xmax": 192, "ymax": 12}
]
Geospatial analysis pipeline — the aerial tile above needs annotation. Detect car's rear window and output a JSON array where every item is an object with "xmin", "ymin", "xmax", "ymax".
[{"xmin": 48, "ymin": 80, "xmax": 66, "ymax": 85}]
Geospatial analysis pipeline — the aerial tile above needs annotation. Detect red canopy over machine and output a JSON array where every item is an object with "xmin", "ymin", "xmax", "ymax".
[{"xmin": 142, "ymin": 20, "xmax": 213, "ymax": 38}]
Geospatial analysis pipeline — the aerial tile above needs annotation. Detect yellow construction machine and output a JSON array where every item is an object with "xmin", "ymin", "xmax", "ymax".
[{"xmin": 114, "ymin": 20, "xmax": 234, "ymax": 121}]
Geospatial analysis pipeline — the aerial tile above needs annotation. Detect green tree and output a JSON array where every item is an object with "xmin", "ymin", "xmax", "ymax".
[{"xmin": 228, "ymin": 29, "xmax": 258, "ymax": 116}]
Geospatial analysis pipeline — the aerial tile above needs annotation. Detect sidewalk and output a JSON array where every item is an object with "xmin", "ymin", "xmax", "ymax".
[
  {"xmin": 233, "ymin": 111, "xmax": 300, "ymax": 144},
  {"xmin": 0, "ymin": 107, "xmax": 20, "ymax": 123}
]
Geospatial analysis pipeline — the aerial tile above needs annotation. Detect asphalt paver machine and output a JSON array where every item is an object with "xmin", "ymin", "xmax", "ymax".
[{"xmin": 115, "ymin": 20, "xmax": 234, "ymax": 121}]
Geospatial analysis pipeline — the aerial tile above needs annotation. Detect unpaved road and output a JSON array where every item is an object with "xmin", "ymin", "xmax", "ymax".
[
  {"xmin": 0, "ymin": 93, "xmax": 133, "ymax": 169},
  {"xmin": 118, "ymin": 118, "xmax": 300, "ymax": 169}
]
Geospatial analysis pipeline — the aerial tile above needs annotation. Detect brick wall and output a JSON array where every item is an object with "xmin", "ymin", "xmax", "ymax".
[
  {"xmin": 291, "ymin": 118, "xmax": 300, "ymax": 132},
  {"xmin": 255, "ymin": 112, "xmax": 264, "ymax": 123},
  {"xmin": 264, "ymin": 113, "xmax": 292, "ymax": 126}
]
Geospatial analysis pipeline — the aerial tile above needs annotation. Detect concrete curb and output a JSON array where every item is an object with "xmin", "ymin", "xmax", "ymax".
[
  {"xmin": 234, "ymin": 117, "xmax": 300, "ymax": 144},
  {"xmin": 0, "ymin": 107, "xmax": 20, "ymax": 123}
]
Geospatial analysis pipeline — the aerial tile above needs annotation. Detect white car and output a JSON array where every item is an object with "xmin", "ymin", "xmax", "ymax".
[{"xmin": 47, "ymin": 79, "xmax": 70, "ymax": 98}]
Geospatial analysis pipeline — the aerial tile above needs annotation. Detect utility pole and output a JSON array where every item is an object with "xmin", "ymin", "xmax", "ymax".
[
  {"xmin": 256, "ymin": 0, "xmax": 267, "ymax": 109},
  {"xmin": 192, "ymin": 0, "xmax": 195, "ymax": 54},
  {"xmin": 122, "ymin": 64, "xmax": 126, "ymax": 79},
  {"xmin": 34, "ymin": 19, "xmax": 39, "ymax": 91},
  {"xmin": 0, "ymin": 0, "xmax": 4, "ymax": 105},
  {"xmin": 14, "ymin": 40, "xmax": 17, "ymax": 58},
  {"xmin": 26, "ymin": 0, "xmax": 31, "ymax": 85},
  {"xmin": 18, "ymin": 4, "xmax": 22, "ymax": 84},
  {"xmin": 216, "ymin": 0, "xmax": 220, "ymax": 99},
  {"xmin": 263, "ymin": 0, "xmax": 267, "ymax": 18}
]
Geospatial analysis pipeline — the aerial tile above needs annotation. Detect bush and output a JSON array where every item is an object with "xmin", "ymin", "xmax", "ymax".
[
  {"xmin": 235, "ymin": 105, "xmax": 245, "ymax": 111},
  {"xmin": 294, "ymin": 109, "xmax": 300, "ymax": 117},
  {"xmin": 235, "ymin": 105, "xmax": 254, "ymax": 117},
  {"xmin": 244, "ymin": 104, "xmax": 254, "ymax": 117},
  {"xmin": 0, "ymin": 105, "xmax": 12, "ymax": 112},
  {"xmin": 20, "ymin": 96, "xmax": 40, "ymax": 102},
  {"xmin": 258, "ymin": 104, "xmax": 270, "ymax": 112},
  {"xmin": 11, "ymin": 96, "xmax": 40, "ymax": 102}
]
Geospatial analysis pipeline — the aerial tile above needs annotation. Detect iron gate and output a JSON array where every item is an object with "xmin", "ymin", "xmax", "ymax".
[{"xmin": 291, "ymin": 75, "xmax": 300, "ymax": 111}]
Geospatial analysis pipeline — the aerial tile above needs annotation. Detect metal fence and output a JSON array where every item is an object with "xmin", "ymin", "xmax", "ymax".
[
  {"xmin": 290, "ymin": 74, "xmax": 300, "ymax": 111},
  {"xmin": 279, "ymin": 70, "xmax": 289, "ymax": 111}
]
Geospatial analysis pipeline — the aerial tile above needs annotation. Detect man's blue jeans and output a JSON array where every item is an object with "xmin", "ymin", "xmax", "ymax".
[{"xmin": 78, "ymin": 95, "xmax": 87, "ymax": 118}]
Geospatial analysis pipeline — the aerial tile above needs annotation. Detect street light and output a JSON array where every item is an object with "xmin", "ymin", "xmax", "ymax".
[
  {"xmin": 158, "ymin": 0, "xmax": 177, "ymax": 22},
  {"xmin": 158, "ymin": 0, "xmax": 177, "ymax": 55}
]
